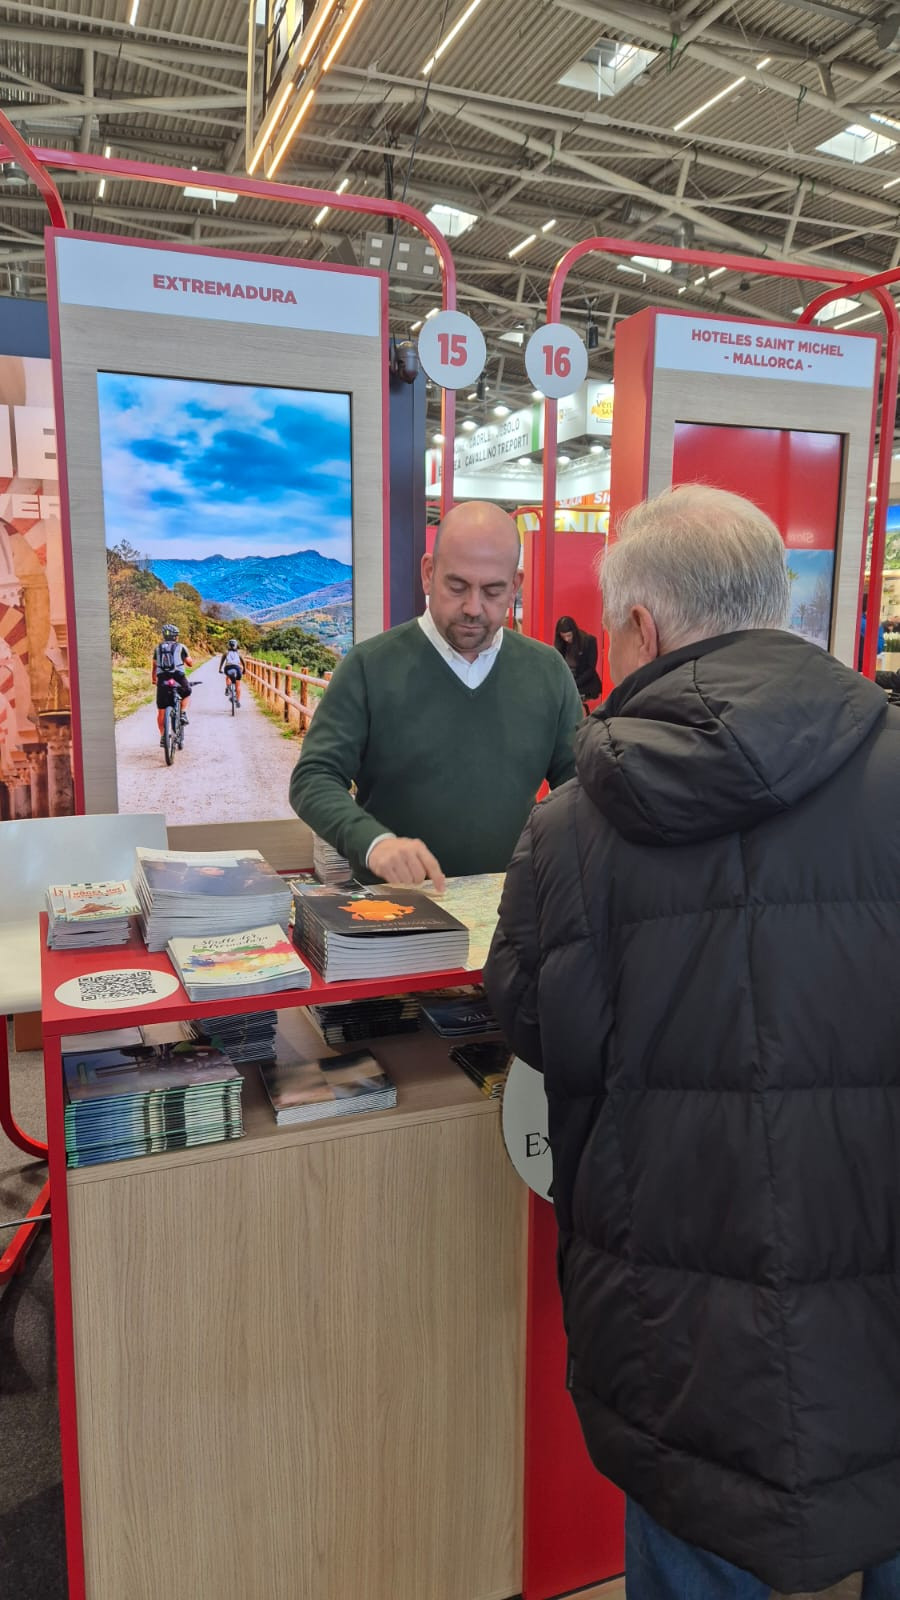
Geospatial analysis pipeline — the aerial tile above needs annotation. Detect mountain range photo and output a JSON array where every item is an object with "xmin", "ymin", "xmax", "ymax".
[{"xmin": 148, "ymin": 550, "xmax": 353, "ymax": 621}]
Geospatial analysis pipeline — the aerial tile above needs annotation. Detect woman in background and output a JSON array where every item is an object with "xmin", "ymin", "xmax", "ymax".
[{"xmin": 554, "ymin": 615, "xmax": 601, "ymax": 709}]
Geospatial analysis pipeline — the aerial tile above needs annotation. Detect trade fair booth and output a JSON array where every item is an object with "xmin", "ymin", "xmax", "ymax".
[{"xmin": 0, "ymin": 119, "xmax": 897, "ymax": 1600}]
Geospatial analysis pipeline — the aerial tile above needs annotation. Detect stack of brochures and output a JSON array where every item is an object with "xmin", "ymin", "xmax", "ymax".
[
  {"xmin": 309, "ymin": 994, "xmax": 421, "ymax": 1046},
  {"xmin": 134, "ymin": 847, "xmax": 292, "ymax": 952},
  {"xmin": 420, "ymin": 988, "xmax": 500, "ymax": 1038},
  {"xmin": 198, "ymin": 1010, "xmax": 279, "ymax": 1066},
  {"xmin": 450, "ymin": 1042, "xmax": 511, "ymax": 1100},
  {"xmin": 46, "ymin": 879, "xmax": 141, "ymax": 950},
  {"xmin": 61, "ymin": 1033, "xmax": 243, "ymax": 1167},
  {"xmin": 312, "ymin": 834, "xmax": 353, "ymax": 888},
  {"xmin": 258, "ymin": 1046, "xmax": 396, "ymax": 1126},
  {"xmin": 167, "ymin": 925, "xmax": 311, "ymax": 1004},
  {"xmin": 290, "ymin": 883, "xmax": 469, "ymax": 981}
]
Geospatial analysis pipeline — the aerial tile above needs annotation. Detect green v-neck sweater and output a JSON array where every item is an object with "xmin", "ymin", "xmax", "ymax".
[{"xmin": 290, "ymin": 619, "xmax": 583, "ymax": 880}]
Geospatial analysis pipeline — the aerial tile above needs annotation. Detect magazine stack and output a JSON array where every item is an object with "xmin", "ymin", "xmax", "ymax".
[
  {"xmin": 312, "ymin": 834, "xmax": 353, "ymax": 888},
  {"xmin": 199, "ymin": 1010, "xmax": 279, "ymax": 1067},
  {"xmin": 46, "ymin": 879, "xmax": 141, "ymax": 950},
  {"xmin": 450, "ymin": 1042, "xmax": 511, "ymax": 1100},
  {"xmin": 258, "ymin": 1046, "xmax": 396, "ymax": 1126},
  {"xmin": 167, "ymin": 925, "xmax": 311, "ymax": 1003},
  {"xmin": 309, "ymin": 994, "xmax": 421, "ymax": 1047},
  {"xmin": 290, "ymin": 883, "xmax": 469, "ymax": 981},
  {"xmin": 61, "ymin": 1034, "xmax": 243, "ymax": 1167},
  {"xmin": 420, "ymin": 988, "xmax": 500, "ymax": 1038},
  {"xmin": 134, "ymin": 847, "xmax": 292, "ymax": 952}
]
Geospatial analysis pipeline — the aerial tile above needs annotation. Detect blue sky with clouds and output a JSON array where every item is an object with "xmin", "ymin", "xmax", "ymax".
[{"xmin": 95, "ymin": 373, "xmax": 352, "ymax": 563}]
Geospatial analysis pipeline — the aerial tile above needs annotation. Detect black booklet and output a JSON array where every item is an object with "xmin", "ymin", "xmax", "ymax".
[{"xmin": 290, "ymin": 884, "xmax": 470, "ymax": 980}]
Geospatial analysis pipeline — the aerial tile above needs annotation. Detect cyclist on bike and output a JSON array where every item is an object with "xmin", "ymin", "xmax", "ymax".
[
  {"xmin": 152, "ymin": 624, "xmax": 193, "ymax": 745},
  {"xmin": 218, "ymin": 638, "xmax": 246, "ymax": 708}
]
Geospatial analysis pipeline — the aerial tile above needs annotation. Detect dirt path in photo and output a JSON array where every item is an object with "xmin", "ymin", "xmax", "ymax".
[{"xmin": 114, "ymin": 663, "xmax": 303, "ymax": 826}]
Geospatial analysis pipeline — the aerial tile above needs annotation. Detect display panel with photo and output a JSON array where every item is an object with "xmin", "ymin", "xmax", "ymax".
[{"xmin": 95, "ymin": 371, "xmax": 353, "ymax": 827}]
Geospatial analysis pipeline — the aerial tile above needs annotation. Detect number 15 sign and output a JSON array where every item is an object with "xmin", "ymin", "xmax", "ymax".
[{"xmin": 417, "ymin": 310, "xmax": 487, "ymax": 389}]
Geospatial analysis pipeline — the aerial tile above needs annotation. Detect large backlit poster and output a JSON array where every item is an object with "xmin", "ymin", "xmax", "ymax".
[
  {"xmin": 95, "ymin": 371, "xmax": 353, "ymax": 829},
  {"xmin": 0, "ymin": 356, "xmax": 74, "ymax": 819}
]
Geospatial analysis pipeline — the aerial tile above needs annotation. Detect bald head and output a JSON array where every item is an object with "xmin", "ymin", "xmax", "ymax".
[
  {"xmin": 423, "ymin": 500, "xmax": 522, "ymax": 661},
  {"xmin": 432, "ymin": 500, "xmax": 521, "ymax": 574}
]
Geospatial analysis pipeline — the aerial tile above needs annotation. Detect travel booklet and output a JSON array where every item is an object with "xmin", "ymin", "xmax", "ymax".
[
  {"xmin": 289, "ymin": 883, "xmax": 469, "ymax": 981},
  {"xmin": 258, "ymin": 1046, "xmax": 396, "ymax": 1126},
  {"xmin": 167, "ymin": 925, "xmax": 311, "ymax": 1004},
  {"xmin": 62, "ymin": 1039, "xmax": 243, "ymax": 1167},
  {"xmin": 198, "ymin": 1010, "xmax": 278, "ymax": 1067},
  {"xmin": 309, "ymin": 994, "xmax": 421, "ymax": 1046},
  {"xmin": 134, "ymin": 846, "xmax": 292, "ymax": 952},
  {"xmin": 420, "ymin": 987, "xmax": 500, "ymax": 1038},
  {"xmin": 46, "ymin": 878, "xmax": 141, "ymax": 950},
  {"xmin": 421, "ymin": 873, "xmax": 505, "ymax": 973},
  {"xmin": 450, "ymin": 1041, "xmax": 512, "ymax": 1100}
]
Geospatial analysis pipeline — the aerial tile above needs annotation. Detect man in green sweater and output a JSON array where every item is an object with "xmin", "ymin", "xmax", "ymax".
[{"xmin": 289, "ymin": 500, "xmax": 583, "ymax": 887}]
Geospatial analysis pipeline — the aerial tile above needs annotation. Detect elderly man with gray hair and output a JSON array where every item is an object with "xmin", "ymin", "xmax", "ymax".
[{"xmin": 485, "ymin": 484, "xmax": 900, "ymax": 1600}]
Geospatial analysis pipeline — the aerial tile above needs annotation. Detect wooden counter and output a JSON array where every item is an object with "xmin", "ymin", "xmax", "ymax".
[{"xmin": 42, "ymin": 934, "xmax": 528, "ymax": 1600}]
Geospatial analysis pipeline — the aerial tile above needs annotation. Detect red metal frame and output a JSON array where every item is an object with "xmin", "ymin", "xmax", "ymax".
[
  {"xmin": 0, "ymin": 133, "xmax": 458, "ymax": 517},
  {"xmin": 541, "ymin": 237, "xmax": 900, "ymax": 675},
  {"xmin": 0, "ymin": 1020, "xmax": 50, "ymax": 1283}
]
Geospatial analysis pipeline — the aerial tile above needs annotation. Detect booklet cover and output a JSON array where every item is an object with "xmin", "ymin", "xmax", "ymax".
[
  {"xmin": 136, "ymin": 847, "xmax": 284, "ymax": 899},
  {"xmin": 292, "ymin": 884, "xmax": 467, "ymax": 938},
  {"xmin": 63, "ymin": 1044, "xmax": 239, "ymax": 1102},
  {"xmin": 258, "ymin": 1047, "xmax": 395, "ymax": 1123},
  {"xmin": 167, "ymin": 925, "xmax": 310, "ymax": 988},
  {"xmin": 48, "ymin": 879, "xmax": 141, "ymax": 922}
]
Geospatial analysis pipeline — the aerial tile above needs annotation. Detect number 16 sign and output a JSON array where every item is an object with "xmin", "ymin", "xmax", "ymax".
[
  {"xmin": 417, "ymin": 310, "xmax": 487, "ymax": 389},
  {"xmin": 525, "ymin": 322, "xmax": 589, "ymax": 399}
]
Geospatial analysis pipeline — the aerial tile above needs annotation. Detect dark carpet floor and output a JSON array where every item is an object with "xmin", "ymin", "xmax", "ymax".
[{"xmin": 0, "ymin": 1030, "xmax": 67, "ymax": 1599}]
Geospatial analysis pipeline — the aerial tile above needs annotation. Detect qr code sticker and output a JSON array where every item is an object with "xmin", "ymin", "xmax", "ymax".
[{"xmin": 78, "ymin": 971, "xmax": 159, "ymax": 1004}]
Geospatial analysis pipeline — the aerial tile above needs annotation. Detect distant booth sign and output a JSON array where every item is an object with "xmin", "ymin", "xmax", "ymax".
[{"xmin": 610, "ymin": 309, "xmax": 880, "ymax": 673}]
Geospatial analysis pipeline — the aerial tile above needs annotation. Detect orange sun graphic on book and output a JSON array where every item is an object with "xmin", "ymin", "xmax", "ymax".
[{"xmin": 341, "ymin": 899, "xmax": 415, "ymax": 922}]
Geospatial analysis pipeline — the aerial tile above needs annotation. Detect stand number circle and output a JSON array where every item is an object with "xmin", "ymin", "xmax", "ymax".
[
  {"xmin": 418, "ymin": 311, "xmax": 487, "ymax": 389},
  {"xmin": 525, "ymin": 322, "xmax": 589, "ymax": 399}
]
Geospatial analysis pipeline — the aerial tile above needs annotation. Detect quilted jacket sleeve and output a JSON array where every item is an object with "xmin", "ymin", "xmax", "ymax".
[{"xmin": 484, "ymin": 815, "xmax": 544, "ymax": 1072}]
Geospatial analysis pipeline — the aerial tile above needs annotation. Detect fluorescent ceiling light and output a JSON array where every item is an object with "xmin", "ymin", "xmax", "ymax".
[
  {"xmin": 632, "ymin": 254, "xmax": 671, "ymax": 271},
  {"xmin": 461, "ymin": 419, "xmax": 477, "ymax": 431},
  {"xmin": 425, "ymin": 306, "xmax": 439, "ymax": 319},
  {"xmin": 617, "ymin": 263, "xmax": 646, "ymax": 276},
  {"xmin": 541, "ymin": 218, "xmax": 557, "ymax": 232},
  {"xmin": 322, "ymin": 0, "xmax": 367, "ymax": 73},
  {"xmin": 816, "ymin": 124, "xmax": 895, "ymax": 163},
  {"xmin": 883, "ymin": 174, "xmax": 900, "ymax": 189},
  {"xmin": 314, "ymin": 175, "xmax": 350, "ymax": 225},
  {"xmin": 247, "ymin": 80, "xmax": 295, "ymax": 176},
  {"xmin": 433, "ymin": 433, "xmax": 444, "ymax": 443},
  {"xmin": 268, "ymin": 86, "xmax": 317, "ymax": 177},
  {"xmin": 693, "ymin": 266, "xmax": 728, "ymax": 284},
  {"xmin": 98, "ymin": 144, "xmax": 111, "ymax": 199},
  {"xmin": 835, "ymin": 309, "xmax": 881, "ymax": 328},
  {"xmin": 756, "ymin": 56, "xmax": 771, "ymax": 69},
  {"xmin": 299, "ymin": 0, "xmax": 339, "ymax": 65},
  {"xmin": 411, "ymin": 319, "xmax": 423, "ymax": 332},
  {"xmin": 590, "ymin": 444, "xmax": 605, "ymax": 454},
  {"xmin": 425, "ymin": 202, "xmax": 478, "ymax": 239},
  {"xmin": 128, "ymin": 0, "xmax": 140, "ymax": 24},
  {"xmin": 509, "ymin": 234, "xmax": 537, "ymax": 258},
  {"xmin": 792, "ymin": 296, "xmax": 860, "ymax": 322},
  {"xmin": 674, "ymin": 76, "xmax": 744, "ymax": 133},
  {"xmin": 558, "ymin": 455, "xmax": 571, "ymax": 465},
  {"xmin": 493, "ymin": 404, "xmax": 510, "ymax": 417},
  {"xmin": 423, "ymin": 0, "xmax": 486, "ymax": 75},
  {"xmin": 532, "ymin": 390, "xmax": 543, "ymax": 401},
  {"xmin": 183, "ymin": 186, "xmax": 238, "ymax": 203}
]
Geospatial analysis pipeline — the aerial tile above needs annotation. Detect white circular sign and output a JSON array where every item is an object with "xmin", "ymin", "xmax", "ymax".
[
  {"xmin": 55, "ymin": 967, "xmax": 181, "ymax": 1011},
  {"xmin": 525, "ymin": 322, "xmax": 589, "ymax": 399},
  {"xmin": 501, "ymin": 1056, "xmax": 552, "ymax": 1199},
  {"xmin": 417, "ymin": 310, "xmax": 487, "ymax": 389}
]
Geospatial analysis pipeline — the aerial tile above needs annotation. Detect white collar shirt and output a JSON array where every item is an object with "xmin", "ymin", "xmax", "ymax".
[{"xmin": 417, "ymin": 605, "xmax": 504, "ymax": 689}]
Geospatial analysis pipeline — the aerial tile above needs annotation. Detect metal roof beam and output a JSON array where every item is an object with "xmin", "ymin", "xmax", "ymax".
[{"xmin": 0, "ymin": 22, "xmax": 246, "ymax": 72}]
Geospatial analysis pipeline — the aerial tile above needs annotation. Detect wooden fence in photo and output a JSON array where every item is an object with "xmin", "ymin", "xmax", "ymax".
[{"xmin": 242, "ymin": 657, "xmax": 332, "ymax": 732}]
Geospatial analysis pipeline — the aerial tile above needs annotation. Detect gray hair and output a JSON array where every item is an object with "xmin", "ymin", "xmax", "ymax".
[{"xmin": 600, "ymin": 484, "xmax": 791, "ymax": 650}]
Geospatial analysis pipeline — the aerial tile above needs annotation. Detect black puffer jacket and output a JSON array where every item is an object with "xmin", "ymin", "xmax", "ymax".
[{"xmin": 485, "ymin": 630, "xmax": 900, "ymax": 1593}]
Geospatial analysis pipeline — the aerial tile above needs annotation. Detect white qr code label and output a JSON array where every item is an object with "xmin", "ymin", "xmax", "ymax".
[{"xmin": 55, "ymin": 968, "xmax": 180, "ymax": 1011}]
